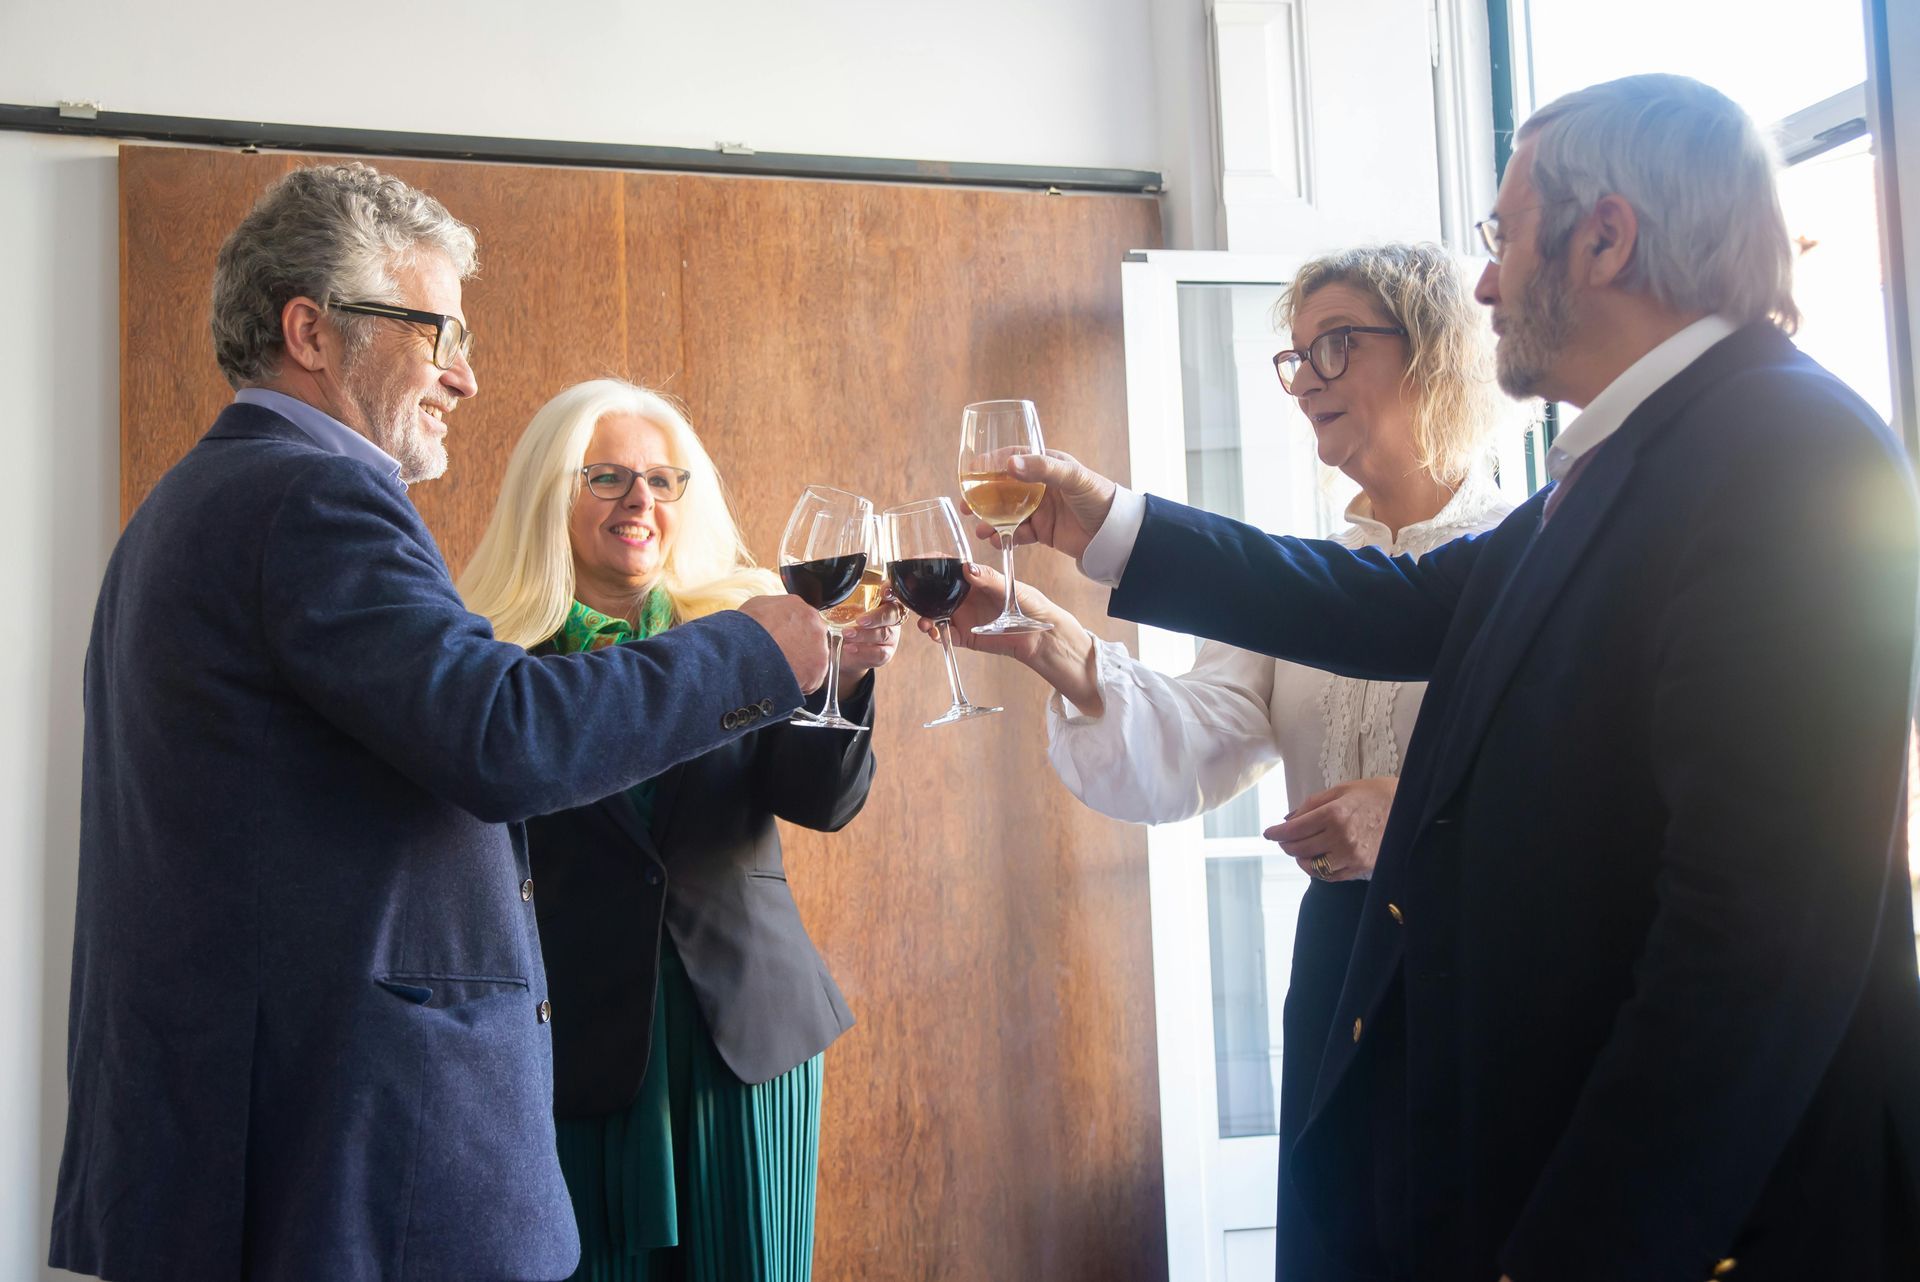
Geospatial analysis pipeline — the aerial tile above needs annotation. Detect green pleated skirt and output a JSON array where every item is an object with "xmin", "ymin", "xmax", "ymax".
[{"xmin": 554, "ymin": 937, "xmax": 823, "ymax": 1282}]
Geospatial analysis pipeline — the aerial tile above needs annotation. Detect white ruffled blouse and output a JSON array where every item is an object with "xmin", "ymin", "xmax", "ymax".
[{"xmin": 1046, "ymin": 473, "xmax": 1513, "ymax": 857}]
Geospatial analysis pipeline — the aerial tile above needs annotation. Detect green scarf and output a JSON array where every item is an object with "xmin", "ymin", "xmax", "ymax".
[{"xmin": 554, "ymin": 590, "xmax": 674, "ymax": 654}]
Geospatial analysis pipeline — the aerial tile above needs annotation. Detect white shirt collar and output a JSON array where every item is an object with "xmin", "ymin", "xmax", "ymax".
[
  {"xmin": 1340, "ymin": 467, "xmax": 1514, "ymax": 555},
  {"xmin": 233, "ymin": 387, "xmax": 405, "ymax": 484},
  {"xmin": 1544, "ymin": 314, "xmax": 1739, "ymax": 481}
]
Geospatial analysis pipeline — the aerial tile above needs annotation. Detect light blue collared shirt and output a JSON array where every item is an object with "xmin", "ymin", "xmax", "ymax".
[{"xmin": 234, "ymin": 388, "xmax": 404, "ymax": 484}]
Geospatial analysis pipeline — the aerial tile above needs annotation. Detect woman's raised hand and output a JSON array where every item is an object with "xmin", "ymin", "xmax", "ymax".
[
  {"xmin": 838, "ymin": 599, "xmax": 907, "ymax": 695},
  {"xmin": 913, "ymin": 564, "xmax": 1106, "ymax": 714}
]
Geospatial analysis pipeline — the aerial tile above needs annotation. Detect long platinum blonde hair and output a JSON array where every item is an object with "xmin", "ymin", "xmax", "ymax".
[
  {"xmin": 1274, "ymin": 243, "xmax": 1500, "ymax": 488},
  {"xmin": 459, "ymin": 379, "xmax": 779, "ymax": 648}
]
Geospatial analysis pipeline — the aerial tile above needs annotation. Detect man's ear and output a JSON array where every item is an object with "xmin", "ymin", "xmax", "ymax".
[
  {"xmin": 1583, "ymin": 194, "xmax": 1639, "ymax": 289},
  {"xmin": 279, "ymin": 296, "xmax": 330, "ymax": 373}
]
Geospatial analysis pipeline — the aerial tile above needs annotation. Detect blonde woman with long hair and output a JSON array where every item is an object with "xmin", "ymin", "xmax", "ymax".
[
  {"xmin": 462, "ymin": 378, "xmax": 898, "ymax": 1282},
  {"xmin": 937, "ymin": 245, "xmax": 1510, "ymax": 1281}
]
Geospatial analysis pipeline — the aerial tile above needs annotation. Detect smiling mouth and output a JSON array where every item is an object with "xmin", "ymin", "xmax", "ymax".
[
  {"xmin": 1311, "ymin": 412, "xmax": 1345, "ymax": 427},
  {"xmin": 419, "ymin": 402, "xmax": 452, "ymax": 430},
  {"xmin": 609, "ymin": 524, "xmax": 655, "ymax": 545}
]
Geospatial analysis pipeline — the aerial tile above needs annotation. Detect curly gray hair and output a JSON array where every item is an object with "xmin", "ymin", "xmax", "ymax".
[
  {"xmin": 1518, "ymin": 74, "xmax": 1798, "ymax": 332},
  {"xmin": 210, "ymin": 163, "xmax": 479, "ymax": 389}
]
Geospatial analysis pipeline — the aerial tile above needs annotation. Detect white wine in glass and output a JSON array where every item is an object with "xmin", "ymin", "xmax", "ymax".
[{"xmin": 958, "ymin": 399, "xmax": 1053, "ymax": 635}]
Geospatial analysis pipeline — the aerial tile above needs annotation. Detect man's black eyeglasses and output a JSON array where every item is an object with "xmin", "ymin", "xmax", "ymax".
[
  {"xmin": 580, "ymin": 463, "xmax": 693, "ymax": 503},
  {"xmin": 1272, "ymin": 325, "xmax": 1407, "ymax": 394},
  {"xmin": 331, "ymin": 301, "xmax": 475, "ymax": 370}
]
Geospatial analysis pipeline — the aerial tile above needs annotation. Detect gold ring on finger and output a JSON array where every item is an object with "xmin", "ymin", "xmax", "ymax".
[{"xmin": 1312, "ymin": 855, "xmax": 1332, "ymax": 880}]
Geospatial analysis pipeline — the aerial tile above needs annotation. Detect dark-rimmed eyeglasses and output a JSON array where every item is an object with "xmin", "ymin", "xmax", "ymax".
[
  {"xmin": 579, "ymin": 463, "xmax": 693, "ymax": 503},
  {"xmin": 331, "ymin": 300, "xmax": 475, "ymax": 370},
  {"xmin": 1474, "ymin": 199, "xmax": 1577, "ymax": 263},
  {"xmin": 1272, "ymin": 325, "xmax": 1407, "ymax": 394}
]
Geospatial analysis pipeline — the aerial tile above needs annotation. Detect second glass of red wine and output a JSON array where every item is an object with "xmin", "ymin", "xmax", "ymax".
[
  {"xmin": 882, "ymin": 497, "xmax": 1002, "ymax": 728},
  {"xmin": 778, "ymin": 485, "xmax": 874, "ymax": 732}
]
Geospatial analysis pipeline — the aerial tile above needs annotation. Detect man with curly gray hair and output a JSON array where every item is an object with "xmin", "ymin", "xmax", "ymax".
[{"xmin": 50, "ymin": 163, "xmax": 830, "ymax": 1281}]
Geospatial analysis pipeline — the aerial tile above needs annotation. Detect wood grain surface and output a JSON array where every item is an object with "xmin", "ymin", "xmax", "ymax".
[{"xmin": 120, "ymin": 144, "xmax": 1166, "ymax": 1281}]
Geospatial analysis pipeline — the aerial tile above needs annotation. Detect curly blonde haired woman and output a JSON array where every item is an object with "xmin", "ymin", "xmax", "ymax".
[
  {"xmin": 462, "ymin": 379, "xmax": 898, "ymax": 1282},
  {"xmin": 941, "ymin": 244, "xmax": 1510, "ymax": 1281}
]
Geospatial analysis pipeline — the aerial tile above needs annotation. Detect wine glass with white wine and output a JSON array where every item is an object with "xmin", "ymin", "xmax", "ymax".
[{"xmin": 957, "ymin": 399, "xmax": 1053, "ymax": 635}]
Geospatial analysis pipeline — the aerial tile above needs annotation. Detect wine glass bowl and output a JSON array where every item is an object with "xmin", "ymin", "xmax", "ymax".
[
  {"xmin": 958, "ymin": 399, "xmax": 1054, "ymax": 636},
  {"xmin": 778, "ymin": 485, "xmax": 875, "ymax": 732},
  {"xmin": 881, "ymin": 497, "xmax": 1002, "ymax": 728}
]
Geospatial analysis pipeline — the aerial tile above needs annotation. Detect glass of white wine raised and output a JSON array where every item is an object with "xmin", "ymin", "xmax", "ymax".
[
  {"xmin": 778, "ymin": 485, "xmax": 875, "ymax": 732},
  {"xmin": 958, "ymin": 398, "xmax": 1053, "ymax": 635}
]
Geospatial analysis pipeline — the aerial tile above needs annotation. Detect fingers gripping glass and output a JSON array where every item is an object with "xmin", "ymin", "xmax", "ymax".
[
  {"xmin": 1271, "ymin": 326, "xmax": 1408, "ymax": 394},
  {"xmin": 579, "ymin": 463, "xmax": 692, "ymax": 502},
  {"xmin": 331, "ymin": 300, "xmax": 475, "ymax": 369}
]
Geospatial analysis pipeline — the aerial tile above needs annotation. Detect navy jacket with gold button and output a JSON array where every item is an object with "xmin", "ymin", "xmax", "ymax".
[{"xmin": 1110, "ymin": 325, "xmax": 1920, "ymax": 1282}]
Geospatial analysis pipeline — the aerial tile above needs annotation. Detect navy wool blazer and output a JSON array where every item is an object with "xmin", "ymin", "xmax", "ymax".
[
  {"xmin": 1111, "ymin": 325, "xmax": 1920, "ymax": 1282},
  {"xmin": 50, "ymin": 403, "xmax": 804, "ymax": 1282},
  {"xmin": 530, "ymin": 672, "xmax": 872, "ymax": 1116}
]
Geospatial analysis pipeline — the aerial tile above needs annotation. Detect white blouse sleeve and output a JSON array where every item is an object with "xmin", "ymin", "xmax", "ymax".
[{"xmin": 1045, "ymin": 636, "xmax": 1280, "ymax": 824}]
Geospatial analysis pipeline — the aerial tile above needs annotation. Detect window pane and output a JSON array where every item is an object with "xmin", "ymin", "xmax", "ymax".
[
  {"xmin": 1776, "ymin": 135, "xmax": 1894, "ymax": 423},
  {"xmin": 1173, "ymin": 281, "xmax": 1335, "ymax": 1138},
  {"xmin": 1524, "ymin": 0, "xmax": 1865, "ymax": 127}
]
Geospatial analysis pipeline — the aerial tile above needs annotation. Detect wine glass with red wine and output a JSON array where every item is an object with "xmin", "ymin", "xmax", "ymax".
[
  {"xmin": 958, "ymin": 399, "xmax": 1053, "ymax": 635},
  {"xmin": 881, "ymin": 497, "xmax": 1002, "ymax": 727},
  {"xmin": 779, "ymin": 485, "xmax": 875, "ymax": 732}
]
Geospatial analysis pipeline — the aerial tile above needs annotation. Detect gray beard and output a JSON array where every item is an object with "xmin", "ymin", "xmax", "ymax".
[
  {"xmin": 341, "ymin": 364, "xmax": 447, "ymax": 484},
  {"xmin": 1496, "ymin": 259, "xmax": 1576, "ymax": 400}
]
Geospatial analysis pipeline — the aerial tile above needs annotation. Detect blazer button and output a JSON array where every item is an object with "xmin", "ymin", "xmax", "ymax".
[
  {"xmin": 759, "ymin": 698, "xmax": 775, "ymax": 715},
  {"xmin": 645, "ymin": 868, "xmax": 663, "ymax": 887},
  {"xmin": 1352, "ymin": 1017, "xmax": 1363, "ymax": 1042},
  {"xmin": 536, "ymin": 999, "xmax": 552, "ymax": 1024},
  {"xmin": 1387, "ymin": 902, "xmax": 1404, "ymax": 925},
  {"xmin": 520, "ymin": 878, "xmax": 534, "ymax": 902},
  {"xmin": 722, "ymin": 711, "xmax": 739, "ymax": 730},
  {"xmin": 1713, "ymin": 1260, "xmax": 1737, "ymax": 1278}
]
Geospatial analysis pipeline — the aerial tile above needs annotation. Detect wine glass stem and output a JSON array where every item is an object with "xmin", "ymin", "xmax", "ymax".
[
  {"xmin": 998, "ymin": 532, "xmax": 1023, "ymax": 619},
  {"xmin": 819, "ymin": 627, "xmax": 847, "ymax": 721},
  {"xmin": 935, "ymin": 620, "xmax": 973, "ymax": 707}
]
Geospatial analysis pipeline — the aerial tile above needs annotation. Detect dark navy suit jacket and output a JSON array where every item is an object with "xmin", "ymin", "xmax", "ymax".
[
  {"xmin": 50, "ymin": 403, "xmax": 803, "ymax": 1282},
  {"xmin": 1112, "ymin": 325, "xmax": 1920, "ymax": 1281}
]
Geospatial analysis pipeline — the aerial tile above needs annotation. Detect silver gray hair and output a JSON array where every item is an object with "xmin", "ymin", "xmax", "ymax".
[
  {"xmin": 1517, "ymin": 74, "xmax": 1798, "ymax": 332},
  {"xmin": 211, "ymin": 162, "xmax": 479, "ymax": 389}
]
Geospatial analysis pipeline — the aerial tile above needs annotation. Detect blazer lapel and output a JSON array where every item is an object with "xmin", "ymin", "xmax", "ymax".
[
  {"xmin": 1411, "ymin": 322, "xmax": 1791, "ymax": 828},
  {"xmin": 1300, "ymin": 323, "xmax": 1797, "ymax": 1132}
]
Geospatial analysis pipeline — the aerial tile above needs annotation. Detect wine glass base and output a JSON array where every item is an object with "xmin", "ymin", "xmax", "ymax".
[
  {"xmin": 971, "ymin": 616, "xmax": 1054, "ymax": 636},
  {"xmin": 924, "ymin": 702, "xmax": 1003, "ymax": 728},
  {"xmin": 789, "ymin": 712, "xmax": 870, "ymax": 732}
]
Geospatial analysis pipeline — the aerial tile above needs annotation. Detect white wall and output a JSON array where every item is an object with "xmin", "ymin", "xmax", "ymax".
[
  {"xmin": 0, "ymin": 0, "xmax": 1161, "ymax": 170},
  {"xmin": 0, "ymin": 130, "xmax": 119, "ymax": 1281},
  {"xmin": 1, "ymin": 5, "xmax": 1175, "ymax": 1278}
]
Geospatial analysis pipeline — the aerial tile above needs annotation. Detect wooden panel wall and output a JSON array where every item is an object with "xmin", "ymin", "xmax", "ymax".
[{"xmin": 120, "ymin": 146, "xmax": 1166, "ymax": 1281}]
